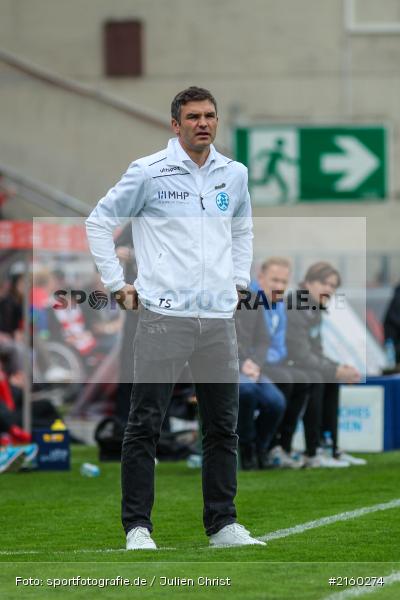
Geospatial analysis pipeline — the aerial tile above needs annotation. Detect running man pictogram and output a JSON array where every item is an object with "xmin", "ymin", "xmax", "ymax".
[{"xmin": 253, "ymin": 138, "xmax": 298, "ymax": 202}]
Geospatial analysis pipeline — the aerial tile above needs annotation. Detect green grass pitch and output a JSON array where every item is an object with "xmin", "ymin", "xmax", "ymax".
[{"xmin": 1, "ymin": 446, "xmax": 399, "ymax": 599}]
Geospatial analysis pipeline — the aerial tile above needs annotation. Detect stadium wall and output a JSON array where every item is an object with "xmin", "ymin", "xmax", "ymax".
[{"xmin": 0, "ymin": 0, "xmax": 400, "ymax": 258}]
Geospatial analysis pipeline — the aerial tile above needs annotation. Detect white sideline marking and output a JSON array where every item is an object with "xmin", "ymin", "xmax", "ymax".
[
  {"xmin": 1, "ymin": 498, "xmax": 399, "ymax": 557},
  {"xmin": 322, "ymin": 571, "xmax": 400, "ymax": 600},
  {"xmin": 0, "ymin": 547, "xmax": 176, "ymax": 556},
  {"xmin": 258, "ymin": 498, "xmax": 400, "ymax": 542}
]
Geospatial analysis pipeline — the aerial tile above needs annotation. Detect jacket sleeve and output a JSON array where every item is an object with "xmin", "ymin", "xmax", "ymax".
[
  {"xmin": 286, "ymin": 305, "xmax": 338, "ymax": 381},
  {"xmin": 231, "ymin": 166, "xmax": 253, "ymax": 287},
  {"xmin": 85, "ymin": 162, "xmax": 147, "ymax": 292},
  {"xmin": 235, "ymin": 296, "xmax": 269, "ymax": 368}
]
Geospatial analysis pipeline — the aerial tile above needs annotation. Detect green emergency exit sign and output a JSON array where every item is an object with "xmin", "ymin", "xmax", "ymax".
[{"xmin": 235, "ymin": 125, "xmax": 388, "ymax": 204}]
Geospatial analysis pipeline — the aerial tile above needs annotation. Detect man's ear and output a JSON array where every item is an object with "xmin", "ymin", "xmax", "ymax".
[{"xmin": 171, "ymin": 118, "xmax": 180, "ymax": 135}]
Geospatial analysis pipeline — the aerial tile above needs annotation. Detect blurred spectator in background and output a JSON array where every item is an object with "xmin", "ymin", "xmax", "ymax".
[
  {"xmin": 383, "ymin": 282, "xmax": 400, "ymax": 366},
  {"xmin": 114, "ymin": 224, "xmax": 139, "ymax": 423},
  {"xmin": 81, "ymin": 268, "xmax": 122, "ymax": 354},
  {"xmin": 256, "ymin": 258, "xmax": 313, "ymax": 468},
  {"xmin": 0, "ymin": 263, "xmax": 37, "ymax": 444},
  {"xmin": 0, "ymin": 369, "xmax": 31, "ymax": 444},
  {"xmin": 286, "ymin": 262, "xmax": 361, "ymax": 467},
  {"xmin": 0, "ymin": 265, "xmax": 23, "ymax": 336},
  {"xmin": 32, "ymin": 268, "xmax": 96, "ymax": 382},
  {"xmin": 45, "ymin": 269, "xmax": 97, "ymax": 357},
  {"xmin": 235, "ymin": 289, "xmax": 286, "ymax": 470},
  {"xmin": 0, "ymin": 264, "xmax": 25, "ymax": 387}
]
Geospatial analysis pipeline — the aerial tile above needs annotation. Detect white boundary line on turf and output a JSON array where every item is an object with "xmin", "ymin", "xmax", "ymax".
[
  {"xmin": 1, "ymin": 498, "xmax": 399, "ymax": 557},
  {"xmin": 322, "ymin": 571, "xmax": 400, "ymax": 600},
  {"xmin": 0, "ymin": 547, "xmax": 176, "ymax": 556},
  {"xmin": 258, "ymin": 498, "xmax": 400, "ymax": 542}
]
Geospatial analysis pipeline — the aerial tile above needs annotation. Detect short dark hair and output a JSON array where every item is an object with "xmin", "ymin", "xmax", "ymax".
[
  {"xmin": 303, "ymin": 261, "xmax": 341, "ymax": 288},
  {"xmin": 171, "ymin": 86, "xmax": 217, "ymax": 123}
]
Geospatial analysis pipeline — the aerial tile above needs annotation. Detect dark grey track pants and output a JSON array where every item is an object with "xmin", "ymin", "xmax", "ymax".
[{"xmin": 121, "ymin": 307, "xmax": 239, "ymax": 536}]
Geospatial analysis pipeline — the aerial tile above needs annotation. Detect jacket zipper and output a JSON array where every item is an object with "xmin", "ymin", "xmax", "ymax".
[{"xmin": 199, "ymin": 193, "xmax": 205, "ymax": 317}]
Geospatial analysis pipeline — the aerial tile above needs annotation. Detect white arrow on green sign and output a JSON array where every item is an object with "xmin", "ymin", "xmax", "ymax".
[{"xmin": 320, "ymin": 136, "xmax": 380, "ymax": 192}]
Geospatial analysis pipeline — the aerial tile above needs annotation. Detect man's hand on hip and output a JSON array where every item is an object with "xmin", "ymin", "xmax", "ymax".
[{"xmin": 113, "ymin": 284, "xmax": 138, "ymax": 310}]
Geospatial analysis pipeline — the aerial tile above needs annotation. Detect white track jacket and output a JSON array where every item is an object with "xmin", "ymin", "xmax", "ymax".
[{"xmin": 86, "ymin": 138, "xmax": 253, "ymax": 318}]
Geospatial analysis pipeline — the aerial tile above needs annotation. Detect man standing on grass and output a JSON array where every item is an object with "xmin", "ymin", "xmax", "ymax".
[{"xmin": 86, "ymin": 87, "xmax": 264, "ymax": 550}]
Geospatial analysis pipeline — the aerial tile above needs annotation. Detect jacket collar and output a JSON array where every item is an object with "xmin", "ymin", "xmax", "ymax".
[{"xmin": 166, "ymin": 137, "xmax": 230, "ymax": 173}]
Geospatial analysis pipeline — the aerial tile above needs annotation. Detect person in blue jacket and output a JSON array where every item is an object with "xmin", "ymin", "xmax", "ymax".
[
  {"xmin": 235, "ymin": 290, "xmax": 286, "ymax": 470},
  {"xmin": 255, "ymin": 257, "xmax": 313, "ymax": 467}
]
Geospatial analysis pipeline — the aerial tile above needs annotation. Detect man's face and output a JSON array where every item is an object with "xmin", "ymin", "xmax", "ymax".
[
  {"xmin": 306, "ymin": 274, "xmax": 339, "ymax": 307},
  {"xmin": 171, "ymin": 100, "xmax": 218, "ymax": 154},
  {"xmin": 258, "ymin": 264, "xmax": 290, "ymax": 303}
]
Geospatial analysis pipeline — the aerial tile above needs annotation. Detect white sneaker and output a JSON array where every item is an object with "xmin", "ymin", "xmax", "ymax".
[
  {"xmin": 303, "ymin": 455, "xmax": 350, "ymax": 468},
  {"xmin": 209, "ymin": 523, "xmax": 266, "ymax": 548},
  {"xmin": 337, "ymin": 452, "xmax": 367, "ymax": 466},
  {"xmin": 268, "ymin": 445, "xmax": 301, "ymax": 469},
  {"xmin": 126, "ymin": 527, "xmax": 157, "ymax": 550}
]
